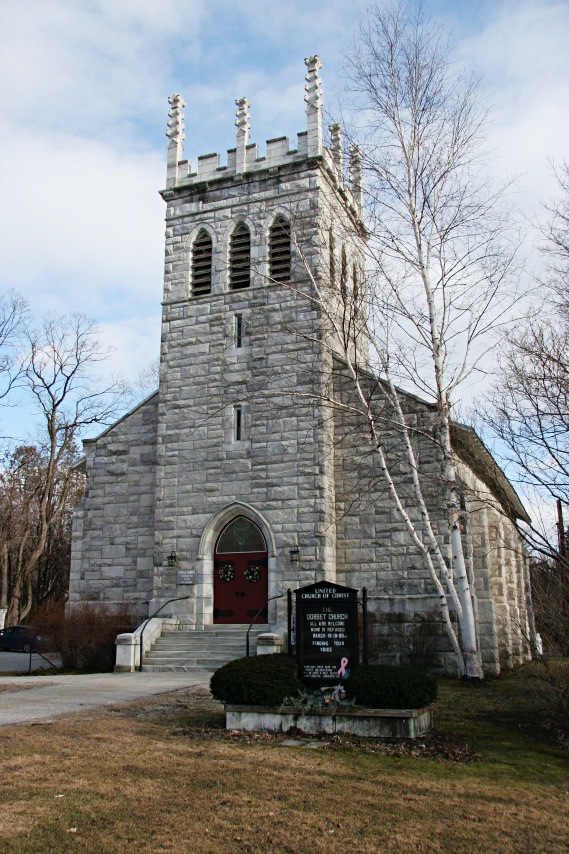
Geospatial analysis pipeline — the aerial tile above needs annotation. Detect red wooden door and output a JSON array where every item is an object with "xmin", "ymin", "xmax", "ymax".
[{"xmin": 213, "ymin": 517, "xmax": 268, "ymax": 624}]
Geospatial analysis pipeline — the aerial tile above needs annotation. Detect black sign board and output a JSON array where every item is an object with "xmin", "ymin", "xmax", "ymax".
[{"xmin": 295, "ymin": 581, "xmax": 359, "ymax": 687}]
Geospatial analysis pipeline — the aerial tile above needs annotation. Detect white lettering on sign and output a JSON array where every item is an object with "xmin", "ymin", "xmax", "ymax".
[
  {"xmin": 303, "ymin": 608, "xmax": 351, "ymax": 652},
  {"xmin": 303, "ymin": 663, "xmax": 338, "ymax": 679},
  {"xmin": 300, "ymin": 589, "xmax": 352, "ymax": 600}
]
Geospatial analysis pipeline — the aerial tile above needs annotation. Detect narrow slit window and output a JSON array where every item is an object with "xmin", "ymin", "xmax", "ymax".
[
  {"xmin": 229, "ymin": 223, "xmax": 251, "ymax": 290},
  {"xmin": 234, "ymin": 405, "xmax": 242, "ymax": 441},
  {"xmin": 191, "ymin": 229, "xmax": 213, "ymax": 296},
  {"xmin": 235, "ymin": 314, "xmax": 243, "ymax": 348},
  {"xmin": 269, "ymin": 216, "xmax": 291, "ymax": 282},
  {"xmin": 352, "ymin": 263, "xmax": 359, "ymax": 303},
  {"xmin": 329, "ymin": 228, "xmax": 336, "ymax": 288},
  {"xmin": 340, "ymin": 245, "xmax": 348, "ymax": 300}
]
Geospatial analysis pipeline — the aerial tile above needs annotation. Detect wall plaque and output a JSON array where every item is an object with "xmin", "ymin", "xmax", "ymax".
[
  {"xmin": 295, "ymin": 581, "xmax": 358, "ymax": 687},
  {"xmin": 177, "ymin": 569, "xmax": 196, "ymax": 586}
]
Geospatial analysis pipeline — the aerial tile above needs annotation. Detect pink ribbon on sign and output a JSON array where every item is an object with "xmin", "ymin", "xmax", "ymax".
[{"xmin": 337, "ymin": 657, "xmax": 349, "ymax": 677}]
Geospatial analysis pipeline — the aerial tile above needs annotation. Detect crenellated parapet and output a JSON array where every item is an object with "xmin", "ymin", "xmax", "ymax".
[{"xmin": 162, "ymin": 57, "xmax": 363, "ymax": 220}]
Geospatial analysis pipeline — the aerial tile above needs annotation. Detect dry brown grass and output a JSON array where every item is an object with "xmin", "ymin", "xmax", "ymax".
[{"xmin": 0, "ymin": 668, "xmax": 567, "ymax": 853}]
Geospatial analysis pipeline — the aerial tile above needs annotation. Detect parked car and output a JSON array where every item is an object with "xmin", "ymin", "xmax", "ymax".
[{"xmin": 0, "ymin": 625, "xmax": 44, "ymax": 653}]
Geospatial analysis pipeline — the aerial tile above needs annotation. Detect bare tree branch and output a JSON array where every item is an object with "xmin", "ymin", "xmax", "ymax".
[
  {"xmin": 0, "ymin": 290, "xmax": 27, "ymax": 410},
  {"xmin": 0, "ymin": 313, "xmax": 126, "ymax": 622},
  {"xmin": 485, "ymin": 162, "xmax": 569, "ymax": 561}
]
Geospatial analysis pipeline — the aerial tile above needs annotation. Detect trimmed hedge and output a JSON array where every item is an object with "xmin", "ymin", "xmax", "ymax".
[
  {"xmin": 210, "ymin": 653, "xmax": 303, "ymax": 705},
  {"xmin": 346, "ymin": 664, "xmax": 438, "ymax": 709}
]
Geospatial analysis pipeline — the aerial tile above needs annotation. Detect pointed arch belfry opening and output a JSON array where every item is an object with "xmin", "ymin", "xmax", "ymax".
[
  {"xmin": 196, "ymin": 503, "xmax": 277, "ymax": 627},
  {"xmin": 191, "ymin": 229, "xmax": 213, "ymax": 296},
  {"xmin": 229, "ymin": 222, "xmax": 251, "ymax": 289},
  {"xmin": 269, "ymin": 215, "xmax": 291, "ymax": 282}
]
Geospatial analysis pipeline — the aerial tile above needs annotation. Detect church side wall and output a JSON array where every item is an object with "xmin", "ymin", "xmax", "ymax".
[
  {"xmin": 332, "ymin": 367, "xmax": 456, "ymax": 671},
  {"xmin": 332, "ymin": 364, "xmax": 532, "ymax": 674},
  {"xmin": 461, "ymin": 496, "xmax": 500, "ymax": 674},
  {"xmin": 68, "ymin": 394, "xmax": 158, "ymax": 613},
  {"xmin": 459, "ymin": 463, "xmax": 533, "ymax": 671}
]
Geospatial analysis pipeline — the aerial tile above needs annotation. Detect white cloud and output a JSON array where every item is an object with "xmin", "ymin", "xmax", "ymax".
[
  {"xmin": 0, "ymin": 0, "xmax": 567, "ymax": 451},
  {"xmin": 457, "ymin": 0, "xmax": 569, "ymax": 208},
  {"xmin": 0, "ymin": 0, "xmax": 206, "ymax": 137},
  {"xmin": 0, "ymin": 129, "xmax": 165, "ymax": 317},
  {"xmin": 99, "ymin": 313, "xmax": 161, "ymax": 387}
]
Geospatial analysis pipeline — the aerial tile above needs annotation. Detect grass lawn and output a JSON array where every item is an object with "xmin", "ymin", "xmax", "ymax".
[{"xmin": 0, "ymin": 664, "xmax": 567, "ymax": 853}]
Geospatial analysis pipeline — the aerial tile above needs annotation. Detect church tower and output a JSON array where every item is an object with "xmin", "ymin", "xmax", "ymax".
[{"xmin": 152, "ymin": 57, "xmax": 366, "ymax": 629}]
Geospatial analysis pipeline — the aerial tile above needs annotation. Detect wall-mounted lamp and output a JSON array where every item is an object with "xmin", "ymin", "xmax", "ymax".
[
  {"xmin": 167, "ymin": 551, "xmax": 178, "ymax": 567},
  {"xmin": 289, "ymin": 546, "xmax": 300, "ymax": 563}
]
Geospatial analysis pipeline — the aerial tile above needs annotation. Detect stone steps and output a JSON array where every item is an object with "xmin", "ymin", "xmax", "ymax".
[{"xmin": 141, "ymin": 625, "xmax": 270, "ymax": 672}]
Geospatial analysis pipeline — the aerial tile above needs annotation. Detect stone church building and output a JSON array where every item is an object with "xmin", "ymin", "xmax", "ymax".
[{"xmin": 69, "ymin": 58, "xmax": 534, "ymax": 675}]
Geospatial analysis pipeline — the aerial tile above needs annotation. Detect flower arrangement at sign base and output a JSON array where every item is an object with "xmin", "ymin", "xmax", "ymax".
[{"xmin": 281, "ymin": 684, "xmax": 355, "ymax": 713}]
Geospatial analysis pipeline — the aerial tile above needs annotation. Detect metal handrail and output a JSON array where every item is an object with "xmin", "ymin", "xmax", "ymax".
[
  {"xmin": 245, "ymin": 593, "xmax": 284, "ymax": 657},
  {"xmin": 0, "ymin": 648, "xmax": 59, "ymax": 674},
  {"xmin": 138, "ymin": 595, "xmax": 191, "ymax": 672}
]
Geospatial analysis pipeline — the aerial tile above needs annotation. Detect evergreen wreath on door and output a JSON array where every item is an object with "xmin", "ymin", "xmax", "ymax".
[
  {"xmin": 245, "ymin": 562, "xmax": 261, "ymax": 583},
  {"xmin": 218, "ymin": 562, "xmax": 235, "ymax": 582}
]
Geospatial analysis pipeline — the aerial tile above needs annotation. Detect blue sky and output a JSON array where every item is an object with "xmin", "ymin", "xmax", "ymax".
[{"xmin": 0, "ymin": 0, "xmax": 568, "ymax": 445}]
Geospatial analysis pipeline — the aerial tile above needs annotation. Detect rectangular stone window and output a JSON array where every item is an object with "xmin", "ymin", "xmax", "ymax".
[
  {"xmin": 235, "ymin": 314, "xmax": 243, "ymax": 348},
  {"xmin": 234, "ymin": 405, "xmax": 242, "ymax": 441}
]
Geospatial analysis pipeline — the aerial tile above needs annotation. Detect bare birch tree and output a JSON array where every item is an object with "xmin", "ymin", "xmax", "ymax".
[
  {"xmin": 276, "ymin": 4, "xmax": 521, "ymax": 678},
  {"xmin": 343, "ymin": 4, "xmax": 521, "ymax": 678}
]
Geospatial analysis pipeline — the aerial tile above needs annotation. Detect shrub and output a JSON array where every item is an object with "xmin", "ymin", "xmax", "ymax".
[
  {"xmin": 409, "ymin": 610, "xmax": 447, "ymax": 670},
  {"xmin": 35, "ymin": 603, "xmax": 137, "ymax": 672},
  {"xmin": 210, "ymin": 653, "xmax": 303, "ymax": 705},
  {"xmin": 531, "ymin": 559, "xmax": 569, "ymax": 656},
  {"xmin": 346, "ymin": 664, "xmax": 438, "ymax": 709}
]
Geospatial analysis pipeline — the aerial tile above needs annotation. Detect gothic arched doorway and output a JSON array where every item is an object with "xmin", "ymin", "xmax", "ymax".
[{"xmin": 213, "ymin": 516, "xmax": 268, "ymax": 624}]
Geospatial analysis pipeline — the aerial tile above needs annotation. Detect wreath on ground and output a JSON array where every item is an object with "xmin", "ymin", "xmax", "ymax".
[
  {"xmin": 218, "ymin": 563, "xmax": 235, "ymax": 582},
  {"xmin": 245, "ymin": 563, "xmax": 261, "ymax": 583}
]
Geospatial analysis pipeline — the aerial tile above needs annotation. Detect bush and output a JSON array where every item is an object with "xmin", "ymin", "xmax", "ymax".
[
  {"xmin": 346, "ymin": 664, "xmax": 438, "ymax": 709},
  {"xmin": 531, "ymin": 559, "xmax": 569, "ymax": 656},
  {"xmin": 210, "ymin": 653, "xmax": 303, "ymax": 706},
  {"xmin": 35, "ymin": 602, "xmax": 137, "ymax": 672}
]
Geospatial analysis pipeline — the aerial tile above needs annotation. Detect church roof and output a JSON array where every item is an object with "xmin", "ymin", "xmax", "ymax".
[
  {"xmin": 451, "ymin": 423, "xmax": 531, "ymax": 524},
  {"xmin": 333, "ymin": 356, "xmax": 530, "ymax": 525}
]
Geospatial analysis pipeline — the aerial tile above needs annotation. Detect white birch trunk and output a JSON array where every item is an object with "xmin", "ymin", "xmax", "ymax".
[
  {"xmin": 293, "ymin": 232, "xmax": 478, "ymax": 676},
  {"xmin": 409, "ymin": 191, "xmax": 484, "ymax": 679}
]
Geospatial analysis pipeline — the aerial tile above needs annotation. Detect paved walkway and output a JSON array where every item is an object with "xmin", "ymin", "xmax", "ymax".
[
  {"xmin": 0, "ymin": 651, "xmax": 62, "ymax": 673},
  {"xmin": 0, "ymin": 671, "xmax": 214, "ymax": 727}
]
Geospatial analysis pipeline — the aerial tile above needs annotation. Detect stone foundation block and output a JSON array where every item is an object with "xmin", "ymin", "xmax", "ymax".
[{"xmin": 225, "ymin": 705, "xmax": 433, "ymax": 739}]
